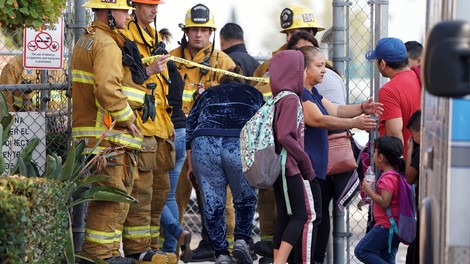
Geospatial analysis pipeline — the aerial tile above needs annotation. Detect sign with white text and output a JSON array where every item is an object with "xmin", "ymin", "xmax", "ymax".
[
  {"xmin": 2, "ymin": 112, "xmax": 46, "ymax": 175},
  {"xmin": 23, "ymin": 18, "xmax": 64, "ymax": 69}
]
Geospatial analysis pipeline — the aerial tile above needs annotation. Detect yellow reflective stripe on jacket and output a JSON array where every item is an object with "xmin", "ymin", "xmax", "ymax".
[
  {"xmin": 122, "ymin": 86, "xmax": 145, "ymax": 105},
  {"xmin": 123, "ymin": 225, "xmax": 151, "ymax": 239},
  {"xmin": 72, "ymin": 126, "xmax": 143, "ymax": 150},
  {"xmin": 115, "ymin": 230, "xmax": 122, "ymax": 242},
  {"xmin": 82, "ymin": 146, "xmax": 107, "ymax": 155},
  {"xmin": 84, "ymin": 228, "xmax": 115, "ymax": 244},
  {"xmin": 150, "ymin": 225, "xmax": 160, "ymax": 238},
  {"xmin": 72, "ymin": 69, "xmax": 94, "ymax": 85},
  {"xmin": 13, "ymin": 95, "xmax": 23, "ymax": 108},
  {"xmin": 111, "ymin": 104, "xmax": 134, "ymax": 123},
  {"xmin": 263, "ymin": 92, "xmax": 273, "ymax": 101},
  {"xmin": 182, "ymin": 89, "xmax": 195, "ymax": 102}
]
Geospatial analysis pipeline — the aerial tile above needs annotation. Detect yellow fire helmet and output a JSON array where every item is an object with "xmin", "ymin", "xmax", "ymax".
[
  {"xmin": 279, "ymin": 4, "xmax": 325, "ymax": 33},
  {"xmin": 180, "ymin": 3, "xmax": 216, "ymax": 30},
  {"xmin": 132, "ymin": 0, "xmax": 164, "ymax": 4},
  {"xmin": 83, "ymin": 0, "xmax": 135, "ymax": 10}
]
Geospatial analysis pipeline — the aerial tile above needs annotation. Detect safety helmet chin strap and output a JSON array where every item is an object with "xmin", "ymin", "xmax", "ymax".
[{"xmin": 107, "ymin": 9, "xmax": 116, "ymax": 29}]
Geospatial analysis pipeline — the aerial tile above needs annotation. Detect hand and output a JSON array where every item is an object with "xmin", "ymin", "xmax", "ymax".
[
  {"xmin": 407, "ymin": 137, "xmax": 414, "ymax": 160},
  {"xmin": 362, "ymin": 179, "xmax": 374, "ymax": 195},
  {"xmin": 353, "ymin": 115, "xmax": 378, "ymax": 131},
  {"xmin": 361, "ymin": 97, "xmax": 384, "ymax": 116},
  {"xmin": 126, "ymin": 123, "xmax": 142, "ymax": 138},
  {"xmin": 146, "ymin": 54, "xmax": 170, "ymax": 76}
]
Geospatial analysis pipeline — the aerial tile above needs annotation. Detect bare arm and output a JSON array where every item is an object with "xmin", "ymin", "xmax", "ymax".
[
  {"xmin": 362, "ymin": 181, "xmax": 393, "ymax": 209},
  {"xmin": 406, "ymin": 138, "xmax": 419, "ymax": 184},
  {"xmin": 385, "ymin": 118, "xmax": 404, "ymax": 144},
  {"xmin": 303, "ymin": 100, "xmax": 377, "ymax": 131}
]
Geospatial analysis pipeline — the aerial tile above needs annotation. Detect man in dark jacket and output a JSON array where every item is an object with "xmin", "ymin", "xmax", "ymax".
[{"xmin": 220, "ymin": 23, "xmax": 260, "ymax": 80}]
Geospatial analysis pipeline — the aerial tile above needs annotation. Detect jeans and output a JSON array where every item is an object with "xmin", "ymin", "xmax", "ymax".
[
  {"xmin": 191, "ymin": 136, "xmax": 257, "ymax": 256},
  {"xmin": 161, "ymin": 128, "xmax": 187, "ymax": 252},
  {"xmin": 354, "ymin": 225, "xmax": 400, "ymax": 264}
]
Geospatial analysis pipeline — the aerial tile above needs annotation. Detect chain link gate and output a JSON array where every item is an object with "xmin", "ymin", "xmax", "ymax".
[
  {"xmin": 1, "ymin": 0, "xmax": 389, "ymax": 262},
  {"xmin": 0, "ymin": 5, "xmax": 77, "ymax": 174}
]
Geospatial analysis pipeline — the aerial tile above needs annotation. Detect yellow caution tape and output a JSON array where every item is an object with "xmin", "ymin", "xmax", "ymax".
[{"xmin": 142, "ymin": 54, "xmax": 269, "ymax": 84}]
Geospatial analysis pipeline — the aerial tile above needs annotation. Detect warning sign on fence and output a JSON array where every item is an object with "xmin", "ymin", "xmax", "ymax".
[
  {"xmin": 23, "ymin": 18, "xmax": 64, "ymax": 69},
  {"xmin": 1, "ymin": 112, "xmax": 46, "ymax": 176}
]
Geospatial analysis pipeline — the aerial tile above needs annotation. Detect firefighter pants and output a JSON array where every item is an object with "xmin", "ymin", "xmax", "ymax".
[
  {"xmin": 81, "ymin": 150, "xmax": 137, "ymax": 260},
  {"xmin": 257, "ymin": 187, "xmax": 276, "ymax": 240}
]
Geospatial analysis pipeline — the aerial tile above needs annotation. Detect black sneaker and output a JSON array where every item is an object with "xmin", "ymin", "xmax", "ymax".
[
  {"xmin": 258, "ymin": 256, "xmax": 273, "ymax": 264},
  {"xmin": 232, "ymin": 239, "xmax": 253, "ymax": 264},
  {"xmin": 253, "ymin": 240, "xmax": 273, "ymax": 258},
  {"xmin": 190, "ymin": 239, "xmax": 215, "ymax": 262},
  {"xmin": 103, "ymin": 256, "xmax": 136, "ymax": 264}
]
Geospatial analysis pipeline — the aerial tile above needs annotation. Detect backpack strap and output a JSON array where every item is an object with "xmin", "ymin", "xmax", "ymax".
[
  {"xmin": 281, "ymin": 148, "xmax": 292, "ymax": 216},
  {"xmin": 386, "ymin": 208, "xmax": 399, "ymax": 253}
]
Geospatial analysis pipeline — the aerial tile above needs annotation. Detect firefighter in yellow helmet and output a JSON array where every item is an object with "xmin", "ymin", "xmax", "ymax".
[
  {"xmin": 72, "ymin": 0, "xmax": 146, "ymax": 263},
  {"xmin": 252, "ymin": 4, "xmax": 325, "ymax": 100},
  {"xmin": 119, "ymin": 0, "xmax": 191, "ymax": 263},
  {"xmin": 250, "ymin": 4, "xmax": 324, "ymax": 264},
  {"xmin": 169, "ymin": 3, "xmax": 237, "ymax": 262}
]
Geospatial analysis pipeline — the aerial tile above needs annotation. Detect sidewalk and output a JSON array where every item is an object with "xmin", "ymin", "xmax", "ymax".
[{"xmin": 178, "ymin": 233, "xmax": 407, "ymax": 263}]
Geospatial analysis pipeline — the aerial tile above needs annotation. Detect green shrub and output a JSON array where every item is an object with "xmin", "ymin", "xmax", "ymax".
[
  {"xmin": 0, "ymin": 176, "xmax": 69, "ymax": 263},
  {"xmin": 0, "ymin": 0, "xmax": 67, "ymax": 30},
  {"xmin": 0, "ymin": 187, "xmax": 29, "ymax": 263}
]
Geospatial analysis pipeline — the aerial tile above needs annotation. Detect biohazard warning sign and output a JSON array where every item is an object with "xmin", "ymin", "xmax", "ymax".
[{"xmin": 23, "ymin": 18, "xmax": 64, "ymax": 69}]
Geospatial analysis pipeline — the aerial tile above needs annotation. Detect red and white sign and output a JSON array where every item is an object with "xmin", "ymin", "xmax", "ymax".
[{"xmin": 23, "ymin": 18, "xmax": 64, "ymax": 69}]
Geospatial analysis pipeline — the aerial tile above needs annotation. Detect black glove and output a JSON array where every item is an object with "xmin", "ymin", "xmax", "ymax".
[
  {"xmin": 142, "ymin": 94, "xmax": 156, "ymax": 123},
  {"xmin": 122, "ymin": 39, "xmax": 147, "ymax": 84}
]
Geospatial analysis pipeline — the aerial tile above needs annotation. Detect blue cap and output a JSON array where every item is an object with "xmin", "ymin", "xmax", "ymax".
[{"xmin": 365, "ymin": 37, "xmax": 407, "ymax": 62}]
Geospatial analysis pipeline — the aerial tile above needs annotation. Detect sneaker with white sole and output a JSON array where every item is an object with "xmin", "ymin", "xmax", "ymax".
[
  {"xmin": 215, "ymin": 254, "xmax": 233, "ymax": 264},
  {"xmin": 232, "ymin": 239, "xmax": 253, "ymax": 264}
]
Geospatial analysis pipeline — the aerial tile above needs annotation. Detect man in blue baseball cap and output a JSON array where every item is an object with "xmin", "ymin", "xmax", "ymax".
[{"xmin": 365, "ymin": 37, "xmax": 421, "ymax": 157}]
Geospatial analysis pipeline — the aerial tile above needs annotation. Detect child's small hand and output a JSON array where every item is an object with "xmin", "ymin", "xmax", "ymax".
[{"xmin": 362, "ymin": 180, "xmax": 374, "ymax": 195}]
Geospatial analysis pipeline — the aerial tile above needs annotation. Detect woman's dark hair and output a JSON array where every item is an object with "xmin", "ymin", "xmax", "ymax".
[
  {"xmin": 374, "ymin": 135, "xmax": 405, "ymax": 174},
  {"xmin": 219, "ymin": 66, "xmax": 244, "ymax": 84},
  {"xmin": 286, "ymin": 31, "xmax": 319, "ymax": 50}
]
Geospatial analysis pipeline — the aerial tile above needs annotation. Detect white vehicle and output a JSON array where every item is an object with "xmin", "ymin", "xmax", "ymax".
[{"xmin": 420, "ymin": 0, "xmax": 470, "ymax": 263}]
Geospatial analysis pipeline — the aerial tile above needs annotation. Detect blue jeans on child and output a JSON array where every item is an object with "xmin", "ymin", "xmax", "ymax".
[
  {"xmin": 191, "ymin": 136, "xmax": 257, "ymax": 256},
  {"xmin": 354, "ymin": 225, "xmax": 400, "ymax": 264},
  {"xmin": 161, "ymin": 128, "xmax": 187, "ymax": 252}
]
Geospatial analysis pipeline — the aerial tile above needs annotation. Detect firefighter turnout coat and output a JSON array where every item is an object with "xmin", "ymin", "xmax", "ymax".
[
  {"xmin": 169, "ymin": 43, "xmax": 236, "ymax": 114},
  {"xmin": 71, "ymin": 20, "xmax": 144, "ymax": 153}
]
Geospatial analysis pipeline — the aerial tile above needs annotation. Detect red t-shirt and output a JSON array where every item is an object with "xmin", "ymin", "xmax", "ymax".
[
  {"xmin": 378, "ymin": 70, "xmax": 421, "ymax": 156},
  {"xmin": 373, "ymin": 171, "xmax": 400, "ymax": 228}
]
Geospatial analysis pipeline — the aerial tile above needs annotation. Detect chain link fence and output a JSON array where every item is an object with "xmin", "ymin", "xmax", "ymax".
[{"xmin": 0, "ymin": 0, "xmax": 389, "ymax": 263}]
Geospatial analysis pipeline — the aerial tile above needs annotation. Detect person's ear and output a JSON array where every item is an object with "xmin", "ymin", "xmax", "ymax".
[{"xmin": 417, "ymin": 56, "xmax": 422, "ymax": 65}]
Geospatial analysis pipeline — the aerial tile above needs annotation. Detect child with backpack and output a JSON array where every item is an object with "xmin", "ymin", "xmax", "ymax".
[
  {"xmin": 268, "ymin": 50, "xmax": 316, "ymax": 264},
  {"xmin": 355, "ymin": 135, "xmax": 411, "ymax": 264}
]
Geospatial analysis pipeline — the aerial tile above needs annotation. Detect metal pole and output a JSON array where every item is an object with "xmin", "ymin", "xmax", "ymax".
[
  {"xmin": 331, "ymin": 1, "xmax": 348, "ymax": 263},
  {"xmin": 71, "ymin": 0, "xmax": 88, "ymax": 255}
]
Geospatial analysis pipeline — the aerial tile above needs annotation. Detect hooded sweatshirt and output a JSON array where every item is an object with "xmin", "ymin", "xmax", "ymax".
[{"xmin": 269, "ymin": 50, "xmax": 315, "ymax": 181}]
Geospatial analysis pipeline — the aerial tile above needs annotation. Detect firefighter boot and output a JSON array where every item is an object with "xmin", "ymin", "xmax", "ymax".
[
  {"xmin": 128, "ymin": 250, "xmax": 169, "ymax": 264},
  {"xmin": 165, "ymin": 252, "xmax": 178, "ymax": 264}
]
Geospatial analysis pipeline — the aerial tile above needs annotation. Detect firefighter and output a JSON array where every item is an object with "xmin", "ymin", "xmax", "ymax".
[
  {"xmin": 119, "ymin": 0, "xmax": 190, "ymax": 263},
  {"xmin": 252, "ymin": 4, "xmax": 325, "ymax": 100},
  {"xmin": 72, "ymin": 0, "xmax": 145, "ymax": 263},
  {"xmin": 168, "ymin": 3, "xmax": 237, "ymax": 262},
  {"xmin": 0, "ymin": 54, "xmax": 65, "ymax": 112},
  {"xmin": 250, "ymin": 4, "xmax": 325, "ymax": 264}
]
